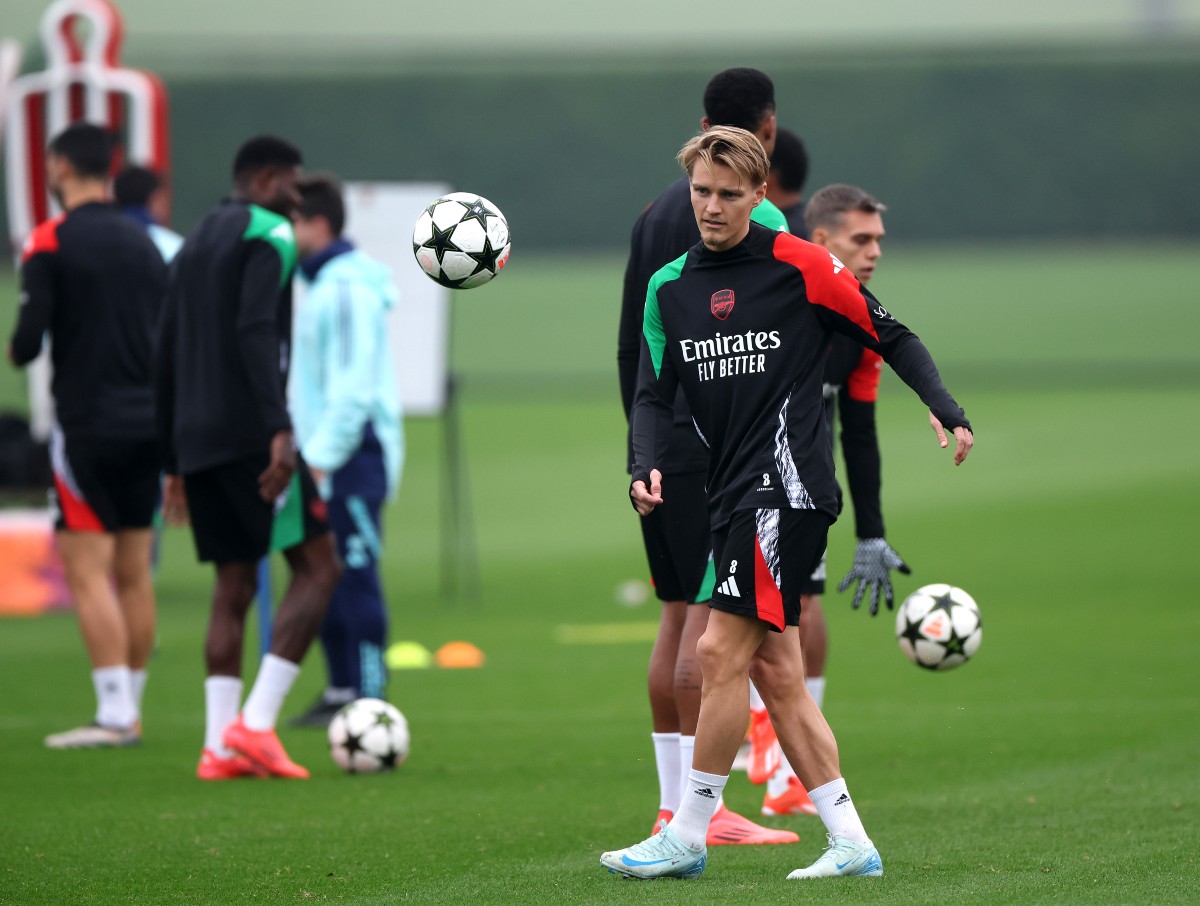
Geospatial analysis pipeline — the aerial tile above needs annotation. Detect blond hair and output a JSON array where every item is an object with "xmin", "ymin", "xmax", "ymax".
[{"xmin": 677, "ymin": 126, "xmax": 769, "ymax": 188}]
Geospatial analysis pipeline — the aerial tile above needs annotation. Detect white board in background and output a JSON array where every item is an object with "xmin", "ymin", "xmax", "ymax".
[{"xmin": 343, "ymin": 180, "xmax": 451, "ymax": 416}]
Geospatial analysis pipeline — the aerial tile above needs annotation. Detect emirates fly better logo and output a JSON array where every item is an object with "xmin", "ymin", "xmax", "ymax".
[{"xmin": 710, "ymin": 289, "xmax": 735, "ymax": 320}]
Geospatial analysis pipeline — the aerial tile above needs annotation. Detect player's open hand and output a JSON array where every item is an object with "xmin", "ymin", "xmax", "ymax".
[
  {"xmin": 161, "ymin": 474, "xmax": 189, "ymax": 526},
  {"xmin": 259, "ymin": 430, "xmax": 297, "ymax": 501},
  {"xmin": 837, "ymin": 537, "xmax": 911, "ymax": 615},
  {"xmin": 929, "ymin": 412, "xmax": 974, "ymax": 466},
  {"xmin": 630, "ymin": 468, "xmax": 664, "ymax": 516}
]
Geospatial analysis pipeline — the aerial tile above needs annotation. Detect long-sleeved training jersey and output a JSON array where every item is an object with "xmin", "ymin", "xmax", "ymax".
[
  {"xmin": 10, "ymin": 201, "xmax": 165, "ymax": 439},
  {"xmin": 617, "ymin": 175, "xmax": 788, "ymax": 473},
  {"xmin": 156, "ymin": 199, "xmax": 297, "ymax": 475},
  {"xmin": 631, "ymin": 222, "xmax": 970, "ymax": 531}
]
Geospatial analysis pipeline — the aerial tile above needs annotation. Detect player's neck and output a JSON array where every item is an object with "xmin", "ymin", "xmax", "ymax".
[{"xmin": 59, "ymin": 180, "xmax": 108, "ymax": 212}]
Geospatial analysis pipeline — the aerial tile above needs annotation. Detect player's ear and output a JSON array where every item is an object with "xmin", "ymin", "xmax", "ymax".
[
  {"xmin": 700, "ymin": 116, "xmax": 711, "ymax": 132},
  {"xmin": 760, "ymin": 113, "xmax": 777, "ymax": 148},
  {"xmin": 811, "ymin": 227, "xmax": 829, "ymax": 246}
]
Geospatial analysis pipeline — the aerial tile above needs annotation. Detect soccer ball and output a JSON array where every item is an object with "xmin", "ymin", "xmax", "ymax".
[
  {"xmin": 412, "ymin": 191, "xmax": 511, "ymax": 289},
  {"xmin": 895, "ymin": 584, "xmax": 982, "ymax": 671},
  {"xmin": 327, "ymin": 698, "xmax": 410, "ymax": 772}
]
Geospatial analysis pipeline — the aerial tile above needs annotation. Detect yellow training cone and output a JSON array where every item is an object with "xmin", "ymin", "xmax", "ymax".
[{"xmin": 386, "ymin": 640, "xmax": 434, "ymax": 670}]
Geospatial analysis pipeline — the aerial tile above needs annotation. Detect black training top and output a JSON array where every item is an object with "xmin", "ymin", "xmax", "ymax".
[
  {"xmin": 156, "ymin": 199, "xmax": 297, "ymax": 475},
  {"xmin": 11, "ymin": 201, "xmax": 166, "ymax": 440},
  {"xmin": 617, "ymin": 176, "xmax": 788, "ymax": 474},
  {"xmin": 632, "ymin": 222, "xmax": 970, "ymax": 531}
]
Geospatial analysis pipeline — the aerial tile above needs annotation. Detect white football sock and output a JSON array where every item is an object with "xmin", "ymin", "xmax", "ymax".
[
  {"xmin": 92, "ymin": 666, "xmax": 136, "ymax": 729},
  {"xmin": 806, "ymin": 675, "xmax": 826, "ymax": 710},
  {"xmin": 131, "ymin": 669, "xmax": 148, "ymax": 720},
  {"xmin": 670, "ymin": 769, "xmax": 728, "ymax": 849},
  {"xmin": 241, "ymin": 653, "xmax": 301, "ymax": 732},
  {"xmin": 748, "ymin": 679, "xmax": 765, "ymax": 712},
  {"xmin": 809, "ymin": 777, "xmax": 871, "ymax": 846},
  {"xmin": 651, "ymin": 732, "xmax": 682, "ymax": 812},
  {"xmin": 204, "ymin": 675, "xmax": 242, "ymax": 757}
]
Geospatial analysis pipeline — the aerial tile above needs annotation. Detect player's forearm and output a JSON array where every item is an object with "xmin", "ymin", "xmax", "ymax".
[
  {"xmin": 10, "ymin": 275, "xmax": 52, "ymax": 365},
  {"xmin": 881, "ymin": 335, "xmax": 969, "ymax": 432},
  {"xmin": 839, "ymin": 399, "xmax": 886, "ymax": 539},
  {"xmin": 236, "ymin": 324, "xmax": 292, "ymax": 434},
  {"xmin": 617, "ymin": 288, "xmax": 645, "ymax": 419},
  {"xmin": 302, "ymin": 399, "xmax": 371, "ymax": 474},
  {"xmin": 629, "ymin": 391, "xmax": 673, "ymax": 485}
]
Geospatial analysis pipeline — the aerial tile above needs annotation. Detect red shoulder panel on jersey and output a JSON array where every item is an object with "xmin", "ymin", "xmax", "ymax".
[
  {"xmin": 771, "ymin": 232, "xmax": 878, "ymax": 341},
  {"xmin": 847, "ymin": 349, "xmax": 883, "ymax": 403},
  {"xmin": 21, "ymin": 215, "xmax": 66, "ymax": 264}
]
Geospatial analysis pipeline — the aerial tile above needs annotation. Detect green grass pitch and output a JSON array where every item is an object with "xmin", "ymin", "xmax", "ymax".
[{"xmin": 0, "ymin": 242, "xmax": 1197, "ymax": 903}]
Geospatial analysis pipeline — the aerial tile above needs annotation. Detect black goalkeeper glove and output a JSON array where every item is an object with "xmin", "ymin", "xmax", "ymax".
[{"xmin": 837, "ymin": 538, "xmax": 911, "ymax": 616}]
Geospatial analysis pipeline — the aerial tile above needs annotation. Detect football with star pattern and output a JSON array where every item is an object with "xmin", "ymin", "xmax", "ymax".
[
  {"xmin": 412, "ymin": 191, "xmax": 511, "ymax": 289},
  {"xmin": 328, "ymin": 698, "xmax": 410, "ymax": 773},
  {"xmin": 895, "ymin": 584, "xmax": 982, "ymax": 671}
]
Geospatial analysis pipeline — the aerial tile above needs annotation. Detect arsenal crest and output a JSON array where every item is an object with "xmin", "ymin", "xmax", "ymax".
[{"xmin": 710, "ymin": 289, "xmax": 735, "ymax": 320}]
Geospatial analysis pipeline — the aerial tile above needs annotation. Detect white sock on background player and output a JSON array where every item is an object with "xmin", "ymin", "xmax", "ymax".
[
  {"xmin": 204, "ymin": 675, "xmax": 242, "ymax": 756},
  {"xmin": 241, "ymin": 654, "xmax": 301, "ymax": 731},
  {"xmin": 748, "ymin": 680, "xmax": 766, "ymax": 712},
  {"xmin": 92, "ymin": 666, "xmax": 136, "ymax": 729},
  {"xmin": 652, "ymin": 731, "xmax": 682, "ymax": 812},
  {"xmin": 131, "ymin": 668, "xmax": 148, "ymax": 720},
  {"xmin": 809, "ymin": 778, "xmax": 871, "ymax": 846},
  {"xmin": 806, "ymin": 676, "xmax": 826, "ymax": 710}
]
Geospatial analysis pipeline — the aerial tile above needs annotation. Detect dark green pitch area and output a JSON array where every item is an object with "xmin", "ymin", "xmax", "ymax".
[{"xmin": 0, "ymin": 243, "xmax": 1197, "ymax": 904}]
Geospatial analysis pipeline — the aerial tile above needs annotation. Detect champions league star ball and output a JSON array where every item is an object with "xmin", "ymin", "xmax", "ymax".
[
  {"xmin": 327, "ymin": 698, "xmax": 410, "ymax": 773},
  {"xmin": 895, "ymin": 584, "xmax": 983, "ymax": 671},
  {"xmin": 412, "ymin": 192, "xmax": 511, "ymax": 289}
]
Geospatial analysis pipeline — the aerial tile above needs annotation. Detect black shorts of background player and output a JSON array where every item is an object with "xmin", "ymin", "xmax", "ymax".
[
  {"xmin": 8, "ymin": 123, "xmax": 166, "ymax": 751},
  {"xmin": 156, "ymin": 135, "xmax": 341, "ymax": 781}
]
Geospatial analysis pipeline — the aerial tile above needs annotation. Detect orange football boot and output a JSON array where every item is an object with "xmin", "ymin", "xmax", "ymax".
[
  {"xmin": 746, "ymin": 709, "xmax": 781, "ymax": 784},
  {"xmin": 222, "ymin": 716, "xmax": 310, "ymax": 779},
  {"xmin": 706, "ymin": 804, "xmax": 799, "ymax": 845},
  {"xmin": 761, "ymin": 776, "xmax": 818, "ymax": 816},
  {"xmin": 196, "ymin": 747, "xmax": 267, "ymax": 780}
]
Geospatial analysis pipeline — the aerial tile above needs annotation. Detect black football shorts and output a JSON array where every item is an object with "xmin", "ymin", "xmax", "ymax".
[
  {"xmin": 638, "ymin": 469, "xmax": 713, "ymax": 604},
  {"xmin": 50, "ymin": 430, "xmax": 160, "ymax": 532},
  {"xmin": 709, "ymin": 508, "xmax": 832, "ymax": 631},
  {"xmin": 184, "ymin": 452, "xmax": 329, "ymax": 564}
]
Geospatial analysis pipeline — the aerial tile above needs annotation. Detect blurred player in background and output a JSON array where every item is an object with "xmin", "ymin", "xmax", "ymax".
[
  {"xmin": 764, "ymin": 127, "xmax": 809, "ymax": 238},
  {"xmin": 288, "ymin": 173, "xmax": 404, "ymax": 727},
  {"xmin": 113, "ymin": 164, "xmax": 184, "ymax": 262},
  {"xmin": 616, "ymin": 67, "xmax": 795, "ymax": 846},
  {"xmin": 603, "ymin": 125, "xmax": 972, "ymax": 881},
  {"xmin": 156, "ymin": 135, "xmax": 341, "ymax": 780},
  {"xmin": 757, "ymin": 183, "xmax": 911, "ymax": 818},
  {"xmin": 8, "ymin": 123, "xmax": 165, "ymax": 749}
]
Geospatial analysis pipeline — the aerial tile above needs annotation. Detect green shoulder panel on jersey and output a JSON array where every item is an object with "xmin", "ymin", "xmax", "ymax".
[
  {"xmin": 643, "ymin": 253, "xmax": 687, "ymax": 378},
  {"xmin": 243, "ymin": 204, "xmax": 298, "ymax": 287},
  {"xmin": 752, "ymin": 197, "xmax": 789, "ymax": 232}
]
